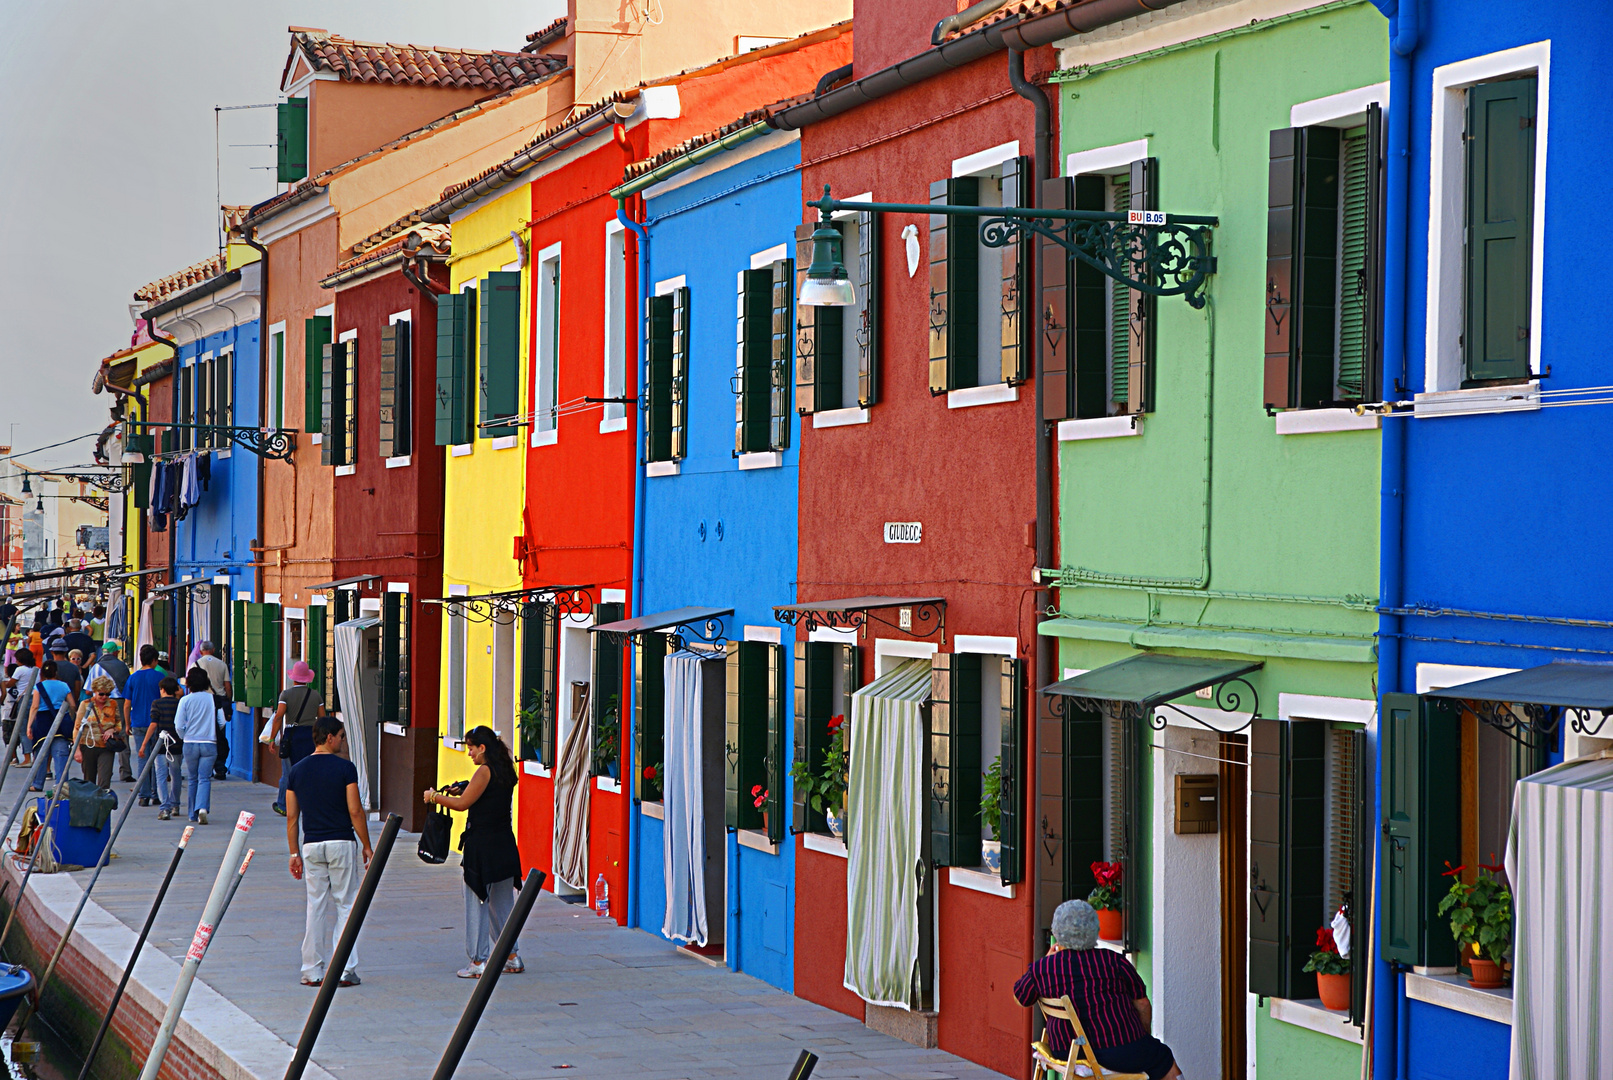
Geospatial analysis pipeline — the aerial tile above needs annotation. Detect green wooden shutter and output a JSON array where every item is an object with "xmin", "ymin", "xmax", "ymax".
[
  {"xmin": 304, "ymin": 316, "xmax": 331, "ymax": 437},
  {"xmin": 231, "ymin": 600, "xmax": 247, "ymax": 702},
  {"xmin": 1071, "ymin": 175, "xmax": 1109, "ymax": 419},
  {"xmin": 736, "ymin": 269, "xmax": 771, "ymax": 455},
  {"xmin": 633, "ymin": 632, "xmax": 666, "ymax": 800},
  {"xmin": 238, "ymin": 602, "xmax": 281, "ymax": 709},
  {"xmin": 1000, "ymin": 157, "xmax": 1031, "ymax": 386},
  {"xmin": 929, "ymin": 178, "xmax": 979, "ymax": 394},
  {"xmin": 1349, "ymin": 725, "xmax": 1371, "ymax": 1024},
  {"xmin": 479, "ymin": 271, "xmax": 521, "ymax": 437},
  {"xmin": 856, "ymin": 210, "xmax": 881, "ymax": 408},
  {"xmin": 766, "ymin": 643, "xmax": 785, "ymax": 843},
  {"xmin": 435, "ymin": 293, "xmax": 468, "ymax": 446},
  {"xmin": 1249, "ymin": 718, "xmax": 1326, "ymax": 1000},
  {"xmin": 671, "ymin": 288, "xmax": 689, "ymax": 460},
  {"xmin": 1040, "ymin": 177, "xmax": 1074, "ymax": 421},
  {"xmin": 381, "ymin": 592, "xmax": 402, "ymax": 727},
  {"xmin": 379, "ymin": 324, "xmax": 398, "ymax": 459},
  {"xmin": 999, "ymin": 657, "xmax": 1024, "ymax": 885},
  {"xmin": 519, "ymin": 603, "xmax": 548, "ymax": 762},
  {"xmin": 130, "ymin": 433, "xmax": 153, "ymax": 508},
  {"xmin": 929, "ymin": 652, "xmax": 982, "ymax": 868},
  {"xmin": 645, "ymin": 295, "xmax": 673, "ymax": 462},
  {"xmin": 1063, "ymin": 695, "xmax": 1105, "ymax": 902},
  {"xmin": 150, "ymin": 598, "xmax": 170, "ymax": 663},
  {"xmin": 769, "ymin": 259, "xmax": 794, "ymax": 450},
  {"xmin": 1336, "ymin": 125, "xmax": 1372, "ymax": 402},
  {"xmin": 590, "ymin": 602, "xmax": 624, "ymax": 776},
  {"xmin": 276, "ymin": 98, "xmax": 308, "ymax": 183},
  {"xmin": 1465, "ymin": 77, "xmax": 1536, "ymax": 383},
  {"xmin": 1266, "ymin": 129, "xmax": 1341, "ymax": 410},
  {"xmin": 793, "ymin": 640, "xmax": 833, "ymax": 834},
  {"xmin": 305, "ymin": 604, "xmax": 326, "ymax": 700},
  {"xmin": 1381, "ymin": 693, "xmax": 1461, "ymax": 967},
  {"xmin": 725, "ymin": 641, "xmax": 767, "ymax": 831},
  {"xmin": 1124, "ymin": 160, "xmax": 1158, "ymax": 414}
]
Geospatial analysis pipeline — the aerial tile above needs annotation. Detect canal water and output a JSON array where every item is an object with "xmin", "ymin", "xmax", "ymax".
[{"xmin": 3, "ymin": 1023, "xmax": 91, "ymax": 1080}]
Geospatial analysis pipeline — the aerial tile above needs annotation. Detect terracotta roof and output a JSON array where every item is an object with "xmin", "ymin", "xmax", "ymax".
[
  {"xmin": 287, "ymin": 29, "xmax": 558, "ymax": 91},
  {"xmin": 623, "ymin": 95, "xmax": 811, "ymax": 181},
  {"xmin": 327, "ymin": 224, "xmax": 450, "ymax": 282},
  {"xmin": 133, "ymin": 253, "xmax": 226, "ymax": 304},
  {"xmin": 523, "ymin": 17, "xmax": 567, "ymax": 53},
  {"xmin": 221, "ymin": 205, "xmax": 252, "ymax": 235}
]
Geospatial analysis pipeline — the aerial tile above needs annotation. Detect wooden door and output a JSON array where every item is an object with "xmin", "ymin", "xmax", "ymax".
[{"xmin": 1220, "ymin": 733, "xmax": 1248, "ymax": 1080}]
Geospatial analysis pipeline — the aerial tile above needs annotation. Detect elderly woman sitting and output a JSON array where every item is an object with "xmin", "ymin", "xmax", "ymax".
[{"xmin": 1014, "ymin": 900, "xmax": 1181, "ymax": 1080}]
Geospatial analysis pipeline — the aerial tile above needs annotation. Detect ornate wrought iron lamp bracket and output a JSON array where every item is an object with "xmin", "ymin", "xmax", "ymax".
[
  {"xmin": 125, "ymin": 421, "xmax": 297, "ymax": 462},
  {"xmin": 1460, "ymin": 697, "xmax": 1610, "ymax": 748},
  {"xmin": 773, "ymin": 601, "xmax": 946, "ymax": 643},
  {"xmin": 1048, "ymin": 676, "xmax": 1261, "ymax": 734},
  {"xmin": 596, "ymin": 615, "xmax": 730, "ymax": 654}
]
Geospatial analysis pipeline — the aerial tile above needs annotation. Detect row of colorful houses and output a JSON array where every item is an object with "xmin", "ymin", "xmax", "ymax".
[{"xmin": 91, "ymin": 1, "xmax": 1608, "ymax": 1077}]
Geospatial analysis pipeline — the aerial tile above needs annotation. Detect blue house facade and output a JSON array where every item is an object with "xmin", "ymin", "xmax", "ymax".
[
  {"xmin": 1373, "ymin": 3, "xmax": 1613, "ymax": 1076},
  {"xmin": 614, "ymin": 123, "xmax": 803, "ymax": 991},
  {"xmin": 150, "ymin": 260, "xmax": 262, "ymax": 778}
]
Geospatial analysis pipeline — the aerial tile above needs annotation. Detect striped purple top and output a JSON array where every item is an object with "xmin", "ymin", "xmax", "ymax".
[{"xmin": 1013, "ymin": 946, "xmax": 1150, "ymax": 1056}]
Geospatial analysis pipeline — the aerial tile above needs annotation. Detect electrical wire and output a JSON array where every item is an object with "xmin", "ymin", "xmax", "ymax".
[{"xmin": 1, "ymin": 433, "xmax": 104, "ymax": 462}]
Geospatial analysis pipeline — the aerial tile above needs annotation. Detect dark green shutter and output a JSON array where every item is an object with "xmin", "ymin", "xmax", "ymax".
[
  {"xmin": 1464, "ymin": 77, "xmax": 1536, "ymax": 383},
  {"xmin": 1266, "ymin": 130, "xmax": 1341, "ymax": 410},
  {"xmin": 793, "ymin": 641, "xmax": 833, "ymax": 834},
  {"xmin": 725, "ymin": 641, "xmax": 767, "ymax": 831},
  {"xmin": 929, "ymin": 178, "xmax": 979, "ymax": 394},
  {"xmin": 633, "ymin": 632, "xmax": 666, "ymax": 800},
  {"xmin": 381, "ymin": 592, "xmax": 402, "ymax": 727},
  {"xmin": 479, "ymin": 271, "xmax": 521, "ymax": 438},
  {"xmin": 1337, "ymin": 125, "xmax": 1372, "ymax": 402},
  {"xmin": 305, "ymin": 604, "xmax": 325, "ymax": 700},
  {"xmin": 231, "ymin": 600, "xmax": 247, "ymax": 701},
  {"xmin": 1249, "ymin": 718, "xmax": 1326, "ymax": 1001},
  {"xmin": 238, "ymin": 602, "xmax": 280, "ymax": 709},
  {"xmin": 1381, "ymin": 693, "xmax": 1461, "ymax": 968},
  {"xmin": 519, "ymin": 603, "xmax": 552, "ymax": 763},
  {"xmin": 380, "ymin": 322, "xmax": 411, "ymax": 458},
  {"xmin": 435, "ymin": 293, "xmax": 469, "ymax": 446},
  {"xmin": 856, "ymin": 211, "xmax": 881, "ymax": 407},
  {"xmin": 929, "ymin": 652, "xmax": 982, "ymax": 868},
  {"xmin": 1349, "ymin": 726, "xmax": 1371, "ymax": 1024},
  {"xmin": 671, "ymin": 288, "xmax": 689, "ymax": 460},
  {"xmin": 1063, "ymin": 694, "xmax": 1105, "ymax": 901},
  {"xmin": 1124, "ymin": 160, "xmax": 1158, "ymax": 414},
  {"xmin": 766, "ymin": 644, "xmax": 785, "ymax": 843},
  {"xmin": 769, "ymin": 260, "xmax": 794, "ymax": 450},
  {"xmin": 590, "ymin": 603, "xmax": 624, "ymax": 776},
  {"xmin": 1000, "ymin": 157, "xmax": 1031, "ymax": 386},
  {"xmin": 645, "ymin": 294, "xmax": 673, "ymax": 462},
  {"xmin": 736, "ymin": 270, "xmax": 771, "ymax": 455},
  {"xmin": 1071, "ymin": 175, "xmax": 1110, "ymax": 418},
  {"xmin": 1040, "ymin": 177, "xmax": 1074, "ymax": 421},
  {"xmin": 130, "ymin": 433, "xmax": 153, "ymax": 508},
  {"xmin": 276, "ymin": 98, "xmax": 307, "ymax": 183},
  {"xmin": 999, "ymin": 657, "xmax": 1024, "ymax": 885},
  {"xmin": 304, "ymin": 316, "xmax": 331, "ymax": 437}
]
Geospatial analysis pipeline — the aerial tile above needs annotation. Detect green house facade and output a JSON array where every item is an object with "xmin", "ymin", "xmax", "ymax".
[{"xmin": 1037, "ymin": 3, "xmax": 1387, "ymax": 1078}]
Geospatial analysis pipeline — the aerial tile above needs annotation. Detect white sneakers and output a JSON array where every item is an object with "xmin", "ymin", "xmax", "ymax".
[
  {"xmin": 456, "ymin": 962, "xmax": 485, "ymax": 979},
  {"xmin": 456, "ymin": 955, "xmax": 523, "ymax": 979}
]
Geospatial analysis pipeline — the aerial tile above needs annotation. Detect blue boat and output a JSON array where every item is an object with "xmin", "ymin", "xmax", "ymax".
[{"xmin": 0, "ymin": 965, "xmax": 34, "ymax": 1032}]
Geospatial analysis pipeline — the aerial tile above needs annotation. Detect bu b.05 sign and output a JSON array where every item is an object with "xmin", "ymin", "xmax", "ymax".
[{"xmin": 884, "ymin": 521, "xmax": 921, "ymax": 544}]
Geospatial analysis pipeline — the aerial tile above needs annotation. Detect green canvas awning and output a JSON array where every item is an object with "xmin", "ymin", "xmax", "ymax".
[
  {"xmin": 1425, "ymin": 661, "xmax": 1613, "ymax": 710},
  {"xmin": 1040, "ymin": 653, "xmax": 1263, "ymax": 708}
]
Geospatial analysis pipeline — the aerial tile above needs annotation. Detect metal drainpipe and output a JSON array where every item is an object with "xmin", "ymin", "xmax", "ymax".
[
  {"xmin": 1371, "ymin": 5, "xmax": 1416, "ymax": 1076},
  {"xmin": 243, "ymin": 227, "xmax": 270, "ymax": 609},
  {"xmin": 1008, "ymin": 47, "xmax": 1056, "ymax": 942}
]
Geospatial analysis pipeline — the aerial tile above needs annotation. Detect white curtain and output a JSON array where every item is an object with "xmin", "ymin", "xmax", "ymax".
[
  {"xmin": 552, "ymin": 684, "xmax": 592, "ymax": 891},
  {"xmin": 843, "ymin": 658, "xmax": 932, "ymax": 1009},
  {"xmin": 661, "ymin": 651, "xmax": 707, "ymax": 945},
  {"xmin": 1507, "ymin": 755, "xmax": 1613, "ymax": 1079},
  {"xmin": 334, "ymin": 618, "xmax": 380, "ymax": 811},
  {"xmin": 136, "ymin": 596, "xmax": 155, "ymax": 652}
]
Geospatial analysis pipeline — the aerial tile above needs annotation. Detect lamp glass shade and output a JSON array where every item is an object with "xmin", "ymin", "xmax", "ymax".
[
  {"xmin": 799, "ymin": 217, "xmax": 857, "ymax": 307},
  {"xmin": 799, "ymin": 276, "xmax": 856, "ymax": 307}
]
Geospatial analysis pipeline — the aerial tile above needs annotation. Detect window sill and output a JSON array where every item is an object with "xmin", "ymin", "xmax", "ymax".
[
  {"xmin": 334, "ymin": 465, "xmax": 356, "ymax": 476},
  {"xmin": 490, "ymin": 435, "xmax": 519, "ymax": 451},
  {"xmin": 646, "ymin": 460, "xmax": 679, "ymax": 477},
  {"xmin": 947, "ymin": 866, "xmax": 1013, "ymax": 899},
  {"xmin": 382, "ymin": 722, "xmax": 406, "ymax": 736},
  {"xmin": 947, "ymin": 383, "xmax": 1017, "ymax": 409},
  {"xmin": 595, "ymin": 775, "xmax": 621, "ymax": 794},
  {"xmin": 813, "ymin": 407, "xmax": 869, "ymax": 428},
  {"xmin": 737, "ymin": 451, "xmax": 782, "ymax": 471},
  {"xmin": 1273, "ymin": 408, "xmax": 1381, "ymax": 435},
  {"xmin": 802, "ymin": 832, "xmax": 846, "ymax": 858},
  {"xmin": 1270, "ymin": 997, "xmax": 1364, "ymax": 1044},
  {"xmin": 1413, "ymin": 382, "xmax": 1540, "ymax": 418},
  {"xmin": 736, "ymin": 829, "xmax": 779, "ymax": 854},
  {"xmin": 443, "ymin": 736, "xmax": 465, "ymax": 751},
  {"xmin": 1058, "ymin": 414, "xmax": 1143, "ymax": 442},
  {"xmin": 1405, "ymin": 972, "xmax": 1512, "ymax": 1026},
  {"xmin": 522, "ymin": 760, "xmax": 551, "ymax": 778},
  {"xmin": 639, "ymin": 799, "xmax": 664, "ymax": 819},
  {"xmin": 450, "ymin": 444, "xmax": 473, "ymax": 458},
  {"xmin": 384, "ymin": 455, "xmax": 411, "ymax": 469},
  {"xmin": 599, "ymin": 416, "xmax": 628, "ymax": 434},
  {"xmin": 530, "ymin": 429, "xmax": 558, "ymax": 448}
]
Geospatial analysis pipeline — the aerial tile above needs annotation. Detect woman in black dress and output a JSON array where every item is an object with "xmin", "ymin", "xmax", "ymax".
[{"xmin": 424, "ymin": 725, "xmax": 524, "ymax": 978}]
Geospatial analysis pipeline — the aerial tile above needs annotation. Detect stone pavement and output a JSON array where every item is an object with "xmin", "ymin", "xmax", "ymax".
[{"xmin": 25, "ymin": 776, "xmax": 1008, "ymax": 1080}]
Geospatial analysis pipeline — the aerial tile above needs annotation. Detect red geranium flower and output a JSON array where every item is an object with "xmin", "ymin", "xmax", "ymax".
[
  {"xmin": 752, "ymin": 784, "xmax": 768, "ymax": 809},
  {"xmin": 1091, "ymin": 861, "xmax": 1123, "ymax": 887},
  {"xmin": 643, "ymin": 766, "xmax": 657, "ymax": 780},
  {"xmin": 1314, "ymin": 926, "xmax": 1338, "ymax": 953},
  {"xmin": 827, "ymin": 714, "xmax": 845, "ymax": 731},
  {"xmin": 1441, "ymin": 860, "xmax": 1467, "ymax": 878}
]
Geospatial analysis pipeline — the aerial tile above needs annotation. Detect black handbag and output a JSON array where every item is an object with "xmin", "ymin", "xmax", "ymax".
[
  {"xmin": 417, "ymin": 781, "xmax": 466, "ymax": 864},
  {"xmin": 278, "ymin": 688, "xmax": 314, "ymax": 759}
]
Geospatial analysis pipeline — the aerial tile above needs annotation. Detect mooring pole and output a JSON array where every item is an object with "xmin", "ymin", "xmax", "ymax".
[
  {"xmin": 786, "ymin": 1049, "xmax": 819, "ymax": 1080},
  {"xmin": 0, "ymin": 702, "xmax": 70, "ymax": 850},
  {"xmin": 14, "ymin": 744, "xmax": 164, "ymax": 1032},
  {"xmin": 283, "ymin": 813, "xmax": 403, "ymax": 1080},
  {"xmin": 76, "ymin": 826, "xmax": 195, "ymax": 1080},
  {"xmin": 0, "ymin": 693, "xmax": 34, "ymax": 797},
  {"xmin": 137, "ymin": 812, "xmax": 255, "ymax": 1080},
  {"xmin": 429, "ymin": 868, "xmax": 546, "ymax": 1080},
  {"xmin": 0, "ymin": 719, "xmax": 92, "ymax": 953}
]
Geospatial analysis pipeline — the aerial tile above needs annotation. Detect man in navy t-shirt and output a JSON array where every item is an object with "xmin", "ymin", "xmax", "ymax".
[
  {"xmin": 286, "ymin": 716, "xmax": 372, "ymax": 987},
  {"xmin": 123, "ymin": 645, "xmax": 166, "ymax": 805}
]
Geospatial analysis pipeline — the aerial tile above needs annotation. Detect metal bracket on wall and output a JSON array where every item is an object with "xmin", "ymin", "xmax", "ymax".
[
  {"xmin": 773, "ymin": 597, "xmax": 947, "ymax": 643},
  {"xmin": 125, "ymin": 421, "xmax": 297, "ymax": 461},
  {"xmin": 1456, "ymin": 697, "xmax": 1611, "ymax": 750},
  {"xmin": 421, "ymin": 585, "xmax": 597, "ymax": 625}
]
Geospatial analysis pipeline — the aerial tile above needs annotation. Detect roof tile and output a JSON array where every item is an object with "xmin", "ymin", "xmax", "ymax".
[
  {"xmin": 291, "ymin": 29, "xmax": 558, "ymax": 92},
  {"xmin": 133, "ymin": 252, "xmax": 228, "ymax": 305}
]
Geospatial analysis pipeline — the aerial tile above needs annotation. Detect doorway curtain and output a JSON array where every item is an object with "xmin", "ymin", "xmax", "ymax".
[
  {"xmin": 552, "ymin": 683, "xmax": 592, "ymax": 890},
  {"xmin": 334, "ymin": 617, "xmax": 379, "ymax": 810},
  {"xmin": 661, "ymin": 651, "xmax": 708, "ymax": 945}
]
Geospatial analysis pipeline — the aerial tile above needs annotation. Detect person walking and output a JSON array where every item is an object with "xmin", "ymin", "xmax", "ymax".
[
  {"xmin": 174, "ymin": 667, "xmax": 219, "ymax": 823},
  {"xmin": 140, "ymin": 677, "xmax": 183, "ymax": 819},
  {"xmin": 75, "ymin": 676, "xmax": 125, "ymax": 790},
  {"xmin": 269, "ymin": 661, "xmax": 324, "ymax": 816},
  {"xmin": 124, "ymin": 645, "xmax": 165, "ymax": 806},
  {"xmin": 422, "ymin": 725, "xmax": 524, "ymax": 979},
  {"xmin": 87, "ymin": 642, "xmax": 134, "ymax": 780},
  {"xmin": 52, "ymin": 644, "xmax": 83, "ymax": 702},
  {"xmin": 5, "ymin": 650, "xmax": 40, "ymax": 767},
  {"xmin": 27, "ymin": 660, "xmax": 75, "ymax": 790},
  {"xmin": 286, "ymin": 715, "xmax": 372, "ymax": 987},
  {"xmin": 62, "ymin": 619, "xmax": 96, "ymax": 665},
  {"xmin": 194, "ymin": 641, "xmax": 232, "ymax": 780}
]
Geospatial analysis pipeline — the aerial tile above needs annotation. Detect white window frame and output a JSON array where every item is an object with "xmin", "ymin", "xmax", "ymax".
[
  {"xmin": 602, "ymin": 221, "xmax": 629, "ymax": 433},
  {"xmin": 532, "ymin": 242, "xmax": 562, "ymax": 446},
  {"xmin": 385, "ymin": 309, "xmax": 413, "ymax": 466},
  {"xmin": 1420, "ymin": 41, "xmax": 1550, "ymax": 402},
  {"xmin": 334, "ymin": 328, "xmax": 358, "ymax": 475},
  {"xmin": 947, "ymin": 142, "xmax": 1021, "ymax": 408},
  {"xmin": 447, "ymin": 604, "xmax": 468, "ymax": 743}
]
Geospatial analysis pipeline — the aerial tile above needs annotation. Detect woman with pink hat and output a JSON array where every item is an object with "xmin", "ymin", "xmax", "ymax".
[{"xmin": 267, "ymin": 659, "xmax": 326, "ymax": 816}]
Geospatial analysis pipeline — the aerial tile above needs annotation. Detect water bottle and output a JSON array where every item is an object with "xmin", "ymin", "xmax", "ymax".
[{"xmin": 594, "ymin": 873, "xmax": 609, "ymax": 918}]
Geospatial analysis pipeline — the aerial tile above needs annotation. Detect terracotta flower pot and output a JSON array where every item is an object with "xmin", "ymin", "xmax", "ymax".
[
  {"xmin": 1317, "ymin": 972, "xmax": 1351, "ymax": 1011},
  {"xmin": 1097, "ymin": 908, "xmax": 1124, "ymax": 941},
  {"xmin": 1468, "ymin": 956, "xmax": 1505, "ymax": 989}
]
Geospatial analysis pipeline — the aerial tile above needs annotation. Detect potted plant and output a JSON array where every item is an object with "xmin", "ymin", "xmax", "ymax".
[
  {"xmin": 517, "ymin": 699, "xmax": 545, "ymax": 765},
  {"xmin": 1437, "ymin": 859, "xmax": 1513, "ymax": 989},
  {"xmin": 1089, "ymin": 861, "xmax": 1124, "ymax": 940},
  {"xmin": 789, "ymin": 714, "xmax": 849, "ymax": 838},
  {"xmin": 1304, "ymin": 926, "xmax": 1352, "ymax": 1010},
  {"xmin": 642, "ymin": 761, "xmax": 662, "ymax": 801},
  {"xmin": 751, "ymin": 784, "xmax": 769, "ymax": 835},
  {"xmin": 593, "ymin": 697, "xmax": 620, "ymax": 779},
  {"xmin": 980, "ymin": 755, "xmax": 1005, "ymax": 873}
]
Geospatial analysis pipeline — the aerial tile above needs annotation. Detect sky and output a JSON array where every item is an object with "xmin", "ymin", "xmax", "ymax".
[{"xmin": 0, "ymin": 0, "xmax": 561, "ymax": 471}]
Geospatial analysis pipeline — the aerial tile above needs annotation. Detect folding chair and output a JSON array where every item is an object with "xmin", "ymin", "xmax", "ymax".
[{"xmin": 1032, "ymin": 996, "xmax": 1149, "ymax": 1080}]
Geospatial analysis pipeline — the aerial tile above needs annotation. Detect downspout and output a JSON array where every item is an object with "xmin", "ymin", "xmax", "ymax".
[
  {"xmin": 243, "ymin": 227, "xmax": 270, "ymax": 613},
  {"xmin": 934, "ymin": 0, "xmax": 1008, "ymax": 45},
  {"xmin": 401, "ymin": 254, "xmax": 449, "ymax": 297},
  {"xmin": 1370, "ymin": 4, "xmax": 1416, "ymax": 1079}
]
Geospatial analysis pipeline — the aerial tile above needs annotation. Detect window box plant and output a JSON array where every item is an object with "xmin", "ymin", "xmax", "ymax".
[
  {"xmin": 790, "ymin": 713, "xmax": 848, "ymax": 838},
  {"xmin": 1304, "ymin": 926, "xmax": 1351, "ymax": 1010},
  {"xmin": 1437, "ymin": 859, "xmax": 1513, "ymax": 989},
  {"xmin": 1089, "ymin": 861, "xmax": 1123, "ymax": 941},
  {"xmin": 980, "ymin": 755, "xmax": 1005, "ymax": 873}
]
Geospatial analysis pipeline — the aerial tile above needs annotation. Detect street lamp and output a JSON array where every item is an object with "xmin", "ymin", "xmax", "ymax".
[{"xmin": 798, "ymin": 212, "xmax": 856, "ymax": 308}]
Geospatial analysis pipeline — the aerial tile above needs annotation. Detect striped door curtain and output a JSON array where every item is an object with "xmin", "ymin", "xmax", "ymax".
[
  {"xmin": 552, "ymin": 684, "xmax": 592, "ymax": 891},
  {"xmin": 1506, "ymin": 755, "xmax": 1613, "ymax": 1079},
  {"xmin": 843, "ymin": 658, "xmax": 932, "ymax": 1008}
]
